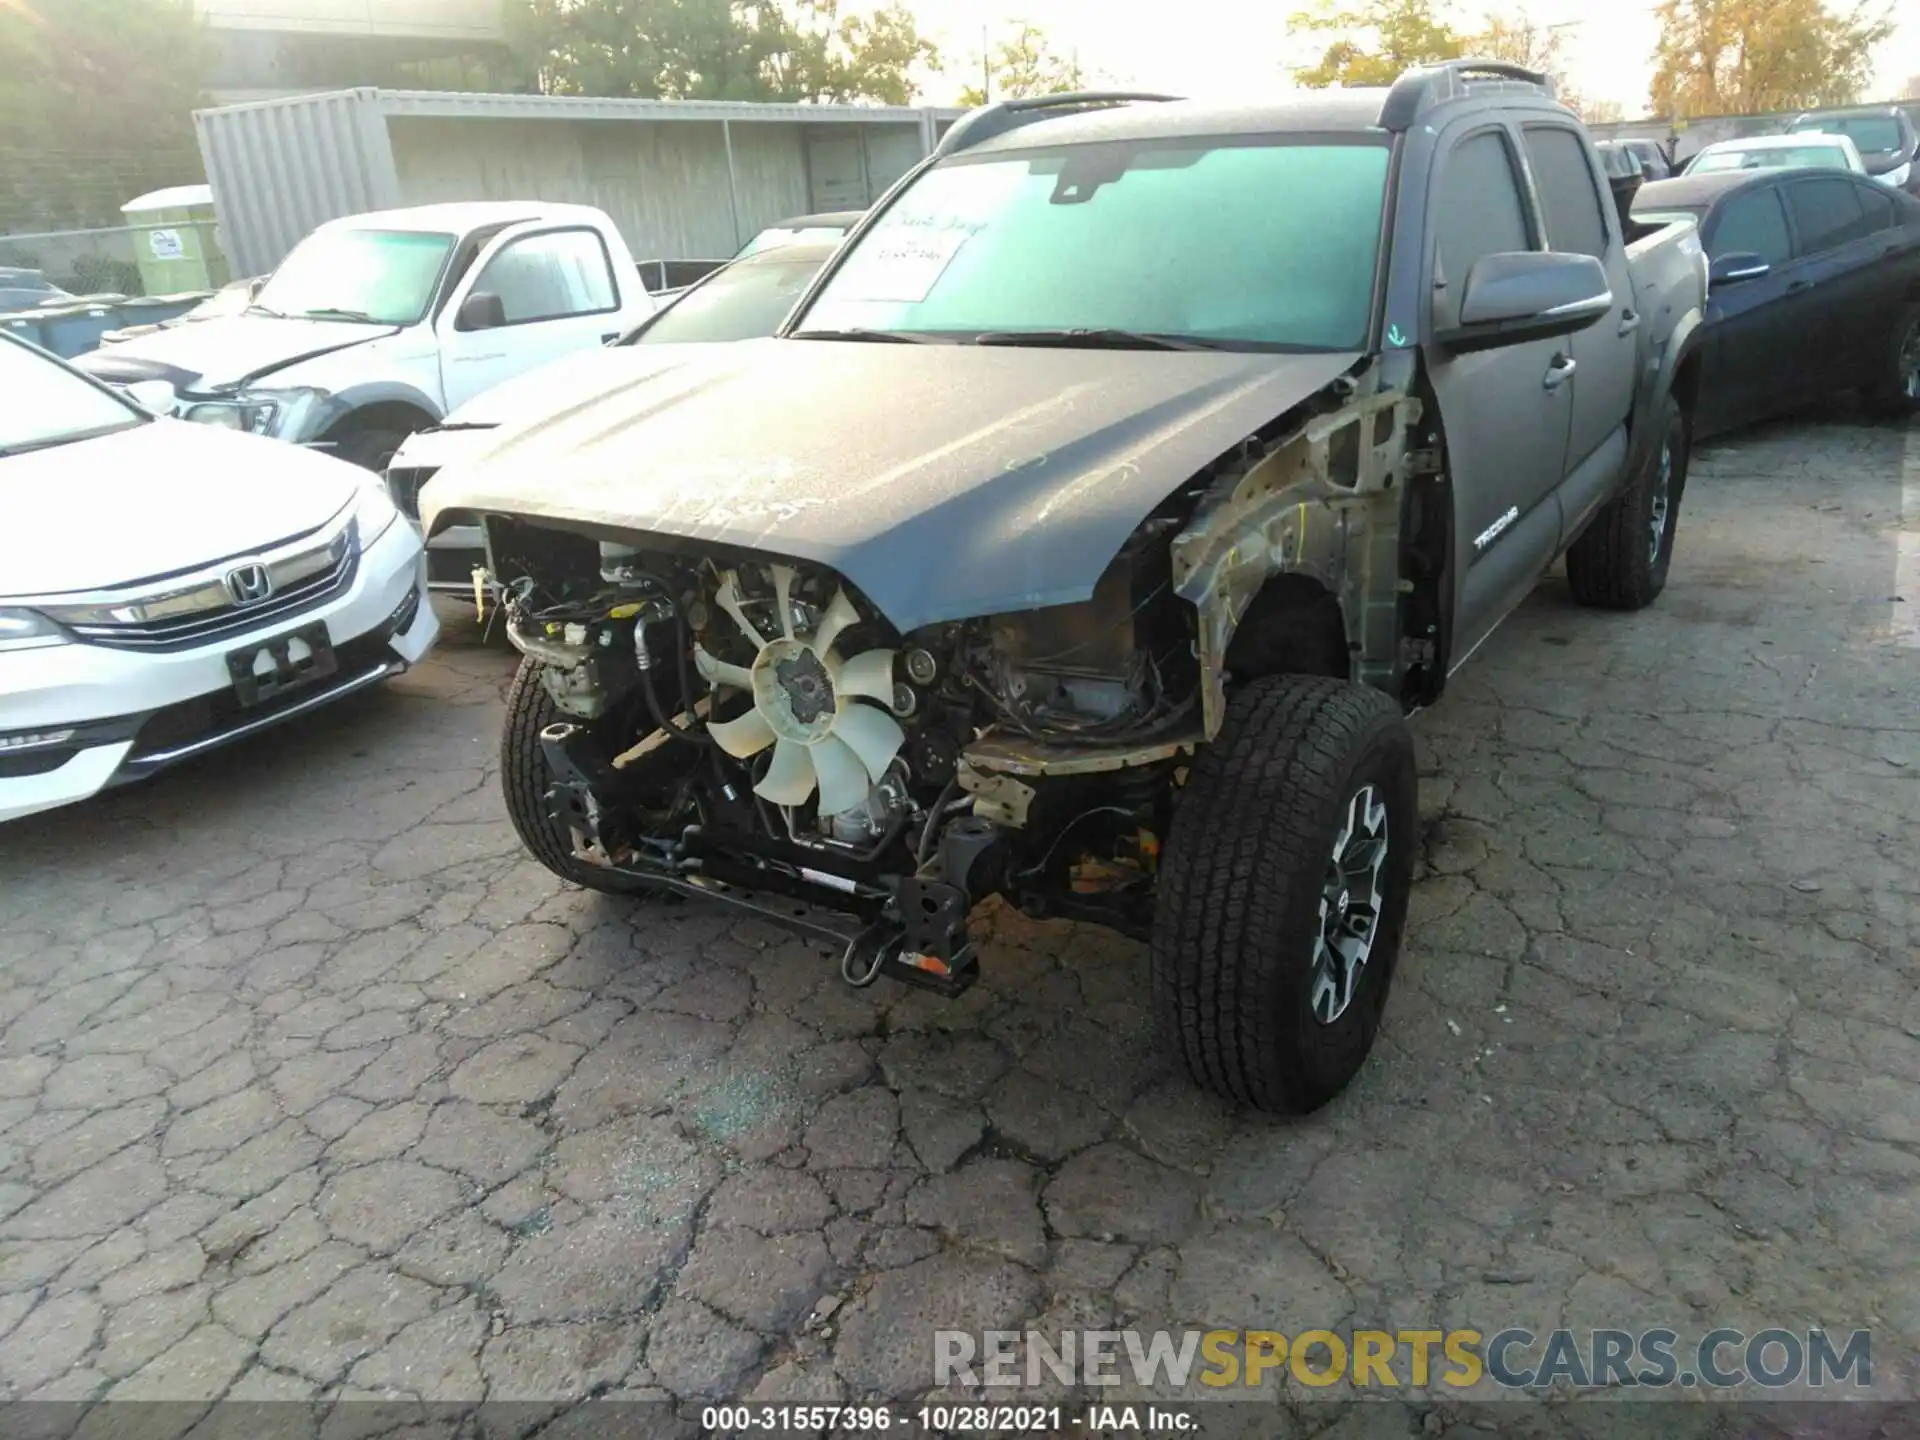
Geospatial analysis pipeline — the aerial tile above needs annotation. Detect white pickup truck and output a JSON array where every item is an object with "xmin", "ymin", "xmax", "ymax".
[{"xmin": 77, "ymin": 202, "xmax": 657, "ymax": 471}]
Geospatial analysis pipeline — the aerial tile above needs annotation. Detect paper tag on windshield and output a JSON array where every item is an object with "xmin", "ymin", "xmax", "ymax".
[{"xmin": 836, "ymin": 225, "xmax": 972, "ymax": 304}]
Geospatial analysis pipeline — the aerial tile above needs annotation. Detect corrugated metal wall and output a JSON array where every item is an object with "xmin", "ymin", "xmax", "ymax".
[
  {"xmin": 388, "ymin": 116, "xmax": 813, "ymax": 259},
  {"xmin": 195, "ymin": 88, "xmax": 402, "ymax": 276}
]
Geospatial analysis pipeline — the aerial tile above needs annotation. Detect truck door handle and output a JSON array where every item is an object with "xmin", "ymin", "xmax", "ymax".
[
  {"xmin": 457, "ymin": 352, "xmax": 507, "ymax": 363},
  {"xmin": 602, "ymin": 331, "xmax": 620, "ymax": 343},
  {"xmin": 1543, "ymin": 354, "xmax": 1576, "ymax": 391},
  {"xmin": 1617, "ymin": 309, "xmax": 1641, "ymax": 336},
  {"xmin": 1786, "ymin": 279, "xmax": 1811, "ymax": 294}
]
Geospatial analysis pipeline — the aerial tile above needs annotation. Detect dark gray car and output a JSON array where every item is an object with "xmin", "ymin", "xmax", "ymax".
[{"xmin": 424, "ymin": 62, "xmax": 1706, "ymax": 1113}]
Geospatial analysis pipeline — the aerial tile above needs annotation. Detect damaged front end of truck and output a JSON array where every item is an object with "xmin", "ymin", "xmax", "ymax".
[{"xmin": 421, "ymin": 345, "xmax": 1423, "ymax": 1001}]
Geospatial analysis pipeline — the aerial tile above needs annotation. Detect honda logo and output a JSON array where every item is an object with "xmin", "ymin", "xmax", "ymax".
[{"xmin": 223, "ymin": 562, "xmax": 274, "ymax": 606}]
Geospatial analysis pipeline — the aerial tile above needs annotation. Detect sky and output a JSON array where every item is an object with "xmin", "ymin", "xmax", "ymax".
[{"xmin": 904, "ymin": 0, "xmax": 1920, "ymax": 117}]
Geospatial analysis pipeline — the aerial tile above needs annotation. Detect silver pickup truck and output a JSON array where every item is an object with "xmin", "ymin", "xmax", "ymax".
[{"xmin": 422, "ymin": 61, "xmax": 1709, "ymax": 1115}]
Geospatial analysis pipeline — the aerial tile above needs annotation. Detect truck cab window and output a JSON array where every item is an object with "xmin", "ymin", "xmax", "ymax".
[
  {"xmin": 1433, "ymin": 130, "xmax": 1532, "ymax": 323},
  {"xmin": 1523, "ymin": 126, "xmax": 1610, "ymax": 258},
  {"xmin": 475, "ymin": 229, "xmax": 619, "ymax": 324}
]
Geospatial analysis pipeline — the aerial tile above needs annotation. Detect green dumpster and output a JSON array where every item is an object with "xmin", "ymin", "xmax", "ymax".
[{"xmin": 121, "ymin": 185, "xmax": 229, "ymax": 297}]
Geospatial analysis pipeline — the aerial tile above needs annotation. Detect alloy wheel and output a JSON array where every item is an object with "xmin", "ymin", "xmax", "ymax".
[
  {"xmin": 1311, "ymin": 785, "xmax": 1390, "ymax": 1025},
  {"xmin": 1647, "ymin": 438, "xmax": 1673, "ymax": 566}
]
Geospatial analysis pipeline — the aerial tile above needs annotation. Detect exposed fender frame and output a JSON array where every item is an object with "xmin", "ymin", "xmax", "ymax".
[{"xmin": 1170, "ymin": 390, "xmax": 1423, "ymax": 739}]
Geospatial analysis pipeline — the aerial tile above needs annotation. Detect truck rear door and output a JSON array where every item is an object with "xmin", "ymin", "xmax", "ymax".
[
  {"xmin": 1422, "ymin": 123, "xmax": 1574, "ymax": 660},
  {"xmin": 1518, "ymin": 123, "xmax": 1638, "ymax": 542},
  {"xmin": 437, "ymin": 222, "xmax": 633, "ymax": 411}
]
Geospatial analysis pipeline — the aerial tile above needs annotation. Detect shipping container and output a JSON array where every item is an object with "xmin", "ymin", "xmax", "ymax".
[{"xmin": 194, "ymin": 88, "xmax": 963, "ymax": 277}]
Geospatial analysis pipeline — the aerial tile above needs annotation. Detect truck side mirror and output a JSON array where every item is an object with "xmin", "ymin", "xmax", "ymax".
[
  {"xmin": 1436, "ymin": 252, "xmax": 1613, "ymax": 354},
  {"xmin": 457, "ymin": 291, "xmax": 507, "ymax": 331}
]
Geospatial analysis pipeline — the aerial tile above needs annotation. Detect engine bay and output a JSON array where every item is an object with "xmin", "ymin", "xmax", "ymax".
[{"xmin": 490, "ymin": 519, "xmax": 1202, "ymax": 992}]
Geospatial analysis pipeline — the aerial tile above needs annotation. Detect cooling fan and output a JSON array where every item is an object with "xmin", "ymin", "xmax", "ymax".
[{"xmin": 694, "ymin": 566, "xmax": 906, "ymax": 817}]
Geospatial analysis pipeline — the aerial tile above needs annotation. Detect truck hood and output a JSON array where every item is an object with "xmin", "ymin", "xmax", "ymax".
[
  {"xmin": 2, "ymin": 418, "xmax": 361, "ymax": 596},
  {"xmin": 74, "ymin": 312, "xmax": 396, "ymax": 393},
  {"xmin": 421, "ymin": 338, "xmax": 1363, "ymax": 633}
]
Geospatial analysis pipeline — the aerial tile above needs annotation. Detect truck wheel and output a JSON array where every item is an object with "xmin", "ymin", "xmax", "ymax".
[
  {"xmin": 501, "ymin": 658, "xmax": 671, "ymax": 898},
  {"xmin": 1152, "ymin": 675, "xmax": 1416, "ymax": 1114},
  {"xmin": 1864, "ymin": 306, "xmax": 1920, "ymax": 418},
  {"xmin": 1565, "ymin": 392, "xmax": 1687, "ymax": 611},
  {"xmin": 331, "ymin": 427, "xmax": 409, "ymax": 473}
]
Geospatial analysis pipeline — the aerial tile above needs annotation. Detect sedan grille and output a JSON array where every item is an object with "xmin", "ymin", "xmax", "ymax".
[{"xmin": 42, "ymin": 523, "xmax": 359, "ymax": 653}]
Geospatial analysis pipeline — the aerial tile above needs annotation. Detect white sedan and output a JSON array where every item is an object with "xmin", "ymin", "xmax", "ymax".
[
  {"xmin": 1682, "ymin": 132, "xmax": 1868, "ymax": 178},
  {"xmin": 0, "ymin": 332, "xmax": 438, "ymax": 823}
]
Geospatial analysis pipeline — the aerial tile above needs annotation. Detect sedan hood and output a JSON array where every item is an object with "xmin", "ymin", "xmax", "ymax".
[
  {"xmin": 422, "ymin": 339, "xmax": 1362, "ymax": 632},
  {"xmin": 2, "ymin": 419, "xmax": 361, "ymax": 596},
  {"xmin": 75, "ymin": 312, "xmax": 395, "ymax": 392},
  {"xmin": 432, "ymin": 341, "xmax": 1367, "ymax": 633}
]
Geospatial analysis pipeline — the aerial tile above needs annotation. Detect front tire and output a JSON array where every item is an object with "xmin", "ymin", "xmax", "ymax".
[
  {"xmin": 1565, "ymin": 392, "xmax": 1687, "ymax": 611},
  {"xmin": 1152, "ymin": 676, "xmax": 1417, "ymax": 1114},
  {"xmin": 501, "ymin": 658, "xmax": 669, "ymax": 897}
]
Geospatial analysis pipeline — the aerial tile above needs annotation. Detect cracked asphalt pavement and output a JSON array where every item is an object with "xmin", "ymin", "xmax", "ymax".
[{"xmin": 0, "ymin": 415, "xmax": 1916, "ymax": 1431}]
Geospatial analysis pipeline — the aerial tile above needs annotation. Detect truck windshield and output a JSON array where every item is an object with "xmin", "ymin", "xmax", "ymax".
[
  {"xmin": 0, "ymin": 336, "xmax": 140, "ymax": 457},
  {"xmin": 1792, "ymin": 116, "xmax": 1903, "ymax": 152},
  {"xmin": 251, "ymin": 228, "xmax": 455, "ymax": 326},
  {"xmin": 797, "ymin": 137, "xmax": 1391, "ymax": 351}
]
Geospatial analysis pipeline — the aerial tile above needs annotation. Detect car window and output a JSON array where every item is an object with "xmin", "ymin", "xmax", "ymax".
[
  {"xmin": 1785, "ymin": 178, "xmax": 1869, "ymax": 253},
  {"xmin": 0, "ymin": 335, "xmax": 142, "ymax": 455},
  {"xmin": 1793, "ymin": 116, "xmax": 1904, "ymax": 152},
  {"xmin": 1433, "ymin": 130, "xmax": 1533, "ymax": 315},
  {"xmin": 1692, "ymin": 144, "xmax": 1852, "ymax": 174},
  {"xmin": 632, "ymin": 255, "xmax": 825, "ymax": 345},
  {"xmin": 800, "ymin": 137, "xmax": 1392, "ymax": 351},
  {"xmin": 1707, "ymin": 187, "xmax": 1793, "ymax": 265},
  {"xmin": 1854, "ymin": 184, "xmax": 1898, "ymax": 233},
  {"xmin": 473, "ymin": 228, "xmax": 618, "ymax": 324},
  {"xmin": 1522, "ymin": 126, "xmax": 1610, "ymax": 257}
]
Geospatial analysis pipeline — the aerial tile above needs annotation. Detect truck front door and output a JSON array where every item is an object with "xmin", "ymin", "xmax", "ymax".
[
  {"xmin": 1421, "ymin": 124, "xmax": 1573, "ymax": 662},
  {"xmin": 438, "ymin": 224, "xmax": 630, "ymax": 411}
]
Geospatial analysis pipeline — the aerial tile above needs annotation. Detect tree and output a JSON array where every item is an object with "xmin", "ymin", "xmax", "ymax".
[
  {"xmin": 0, "ymin": 0, "xmax": 211, "ymax": 233},
  {"xmin": 507, "ymin": 0, "xmax": 937, "ymax": 104},
  {"xmin": 957, "ymin": 21, "xmax": 1085, "ymax": 106},
  {"xmin": 1291, "ymin": 0, "xmax": 1466, "ymax": 88},
  {"xmin": 1648, "ymin": 0, "xmax": 1894, "ymax": 119},
  {"xmin": 1473, "ymin": 10, "xmax": 1603, "ymax": 116}
]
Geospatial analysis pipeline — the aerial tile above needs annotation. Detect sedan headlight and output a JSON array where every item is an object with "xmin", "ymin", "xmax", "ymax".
[
  {"xmin": 354, "ymin": 475, "xmax": 400, "ymax": 545},
  {"xmin": 0, "ymin": 608, "xmax": 67, "ymax": 651}
]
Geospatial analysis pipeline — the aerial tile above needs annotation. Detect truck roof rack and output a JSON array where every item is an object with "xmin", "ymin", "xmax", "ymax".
[
  {"xmin": 1378, "ymin": 58, "xmax": 1555, "ymax": 132},
  {"xmin": 934, "ymin": 91, "xmax": 1185, "ymax": 157}
]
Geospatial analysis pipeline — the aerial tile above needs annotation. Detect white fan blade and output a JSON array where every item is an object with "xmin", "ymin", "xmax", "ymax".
[
  {"xmin": 756, "ymin": 737, "xmax": 818, "ymax": 806},
  {"xmin": 714, "ymin": 570, "xmax": 766, "ymax": 652},
  {"xmin": 693, "ymin": 645, "xmax": 754, "ymax": 692},
  {"xmin": 834, "ymin": 701, "xmax": 906, "ymax": 781},
  {"xmin": 810, "ymin": 734, "xmax": 870, "ymax": 818},
  {"xmin": 709, "ymin": 708, "xmax": 776, "ymax": 760},
  {"xmin": 812, "ymin": 588, "xmax": 862, "ymax": 658},
  {"xmin": 834, "ymin": 648, "xmax": 896, "ymax": 706},
  {"xmin": 772, "ymin": 564, "xmax": 797, "ymax": 639}
]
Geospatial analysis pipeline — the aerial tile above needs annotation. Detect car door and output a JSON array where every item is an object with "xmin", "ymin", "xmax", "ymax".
[
  {"xmin": 1832, "ymin": 180, "xmax": 1915, "ymax": 386},
  {"xmin": 1518, "ymin": 123, "xmax": 1637, "ymax": 538},
  {"xmin": 1421, "ymin": 123, "xmax": 1574, "ymax": 660},
  {"xmin": 1698, "ymin": 182, "xmax": 1807, "ymax": 432},
  {"xmin": 1779, "ymin": 177, "xmax": 1876, "ymax": 391},
  {"xmin": 437, "ymin": 224, "xmax": 629, "ymax": 410}
]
